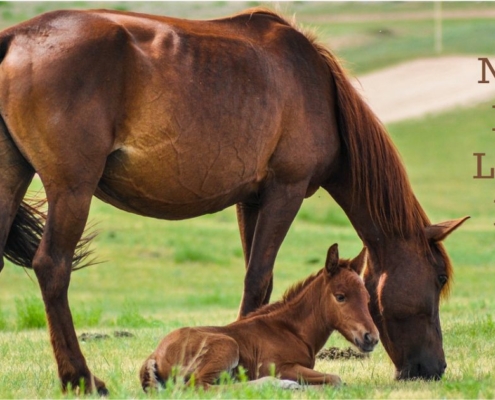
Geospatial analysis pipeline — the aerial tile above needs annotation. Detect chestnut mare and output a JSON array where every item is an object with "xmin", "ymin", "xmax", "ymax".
[
  {"xmin": 140, "ymin": 244, "xmax": 379, "ymax": 391},
  {"xmin": 0, "ymin": 7, "xmax": 468, "ymax": 393}
]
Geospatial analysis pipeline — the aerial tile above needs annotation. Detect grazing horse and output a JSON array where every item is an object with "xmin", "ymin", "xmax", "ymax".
[
  {"xmin": 0, "ymin": 7, "xmax": 468, "ymax": 393},
  {"xmin": 140, "ymin": 244, "xmax": 379, "ymax": 391}
]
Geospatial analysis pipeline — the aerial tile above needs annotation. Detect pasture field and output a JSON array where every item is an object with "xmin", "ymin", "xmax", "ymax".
[{"xmin": 0, "ymin": 1, "xmax": 494, "ymax": 399}]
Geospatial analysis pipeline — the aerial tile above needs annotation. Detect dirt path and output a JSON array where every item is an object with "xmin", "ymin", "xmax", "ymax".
[{"xmin": 352, "ymin": 56, "xmax": 495, "ymax": 124}]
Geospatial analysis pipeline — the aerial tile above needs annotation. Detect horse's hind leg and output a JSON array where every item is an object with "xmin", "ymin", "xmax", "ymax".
[
  {"xmin": 32, "ymin": 186, "xmax": 106, "ymax": 393},
  {"xmin": 22, "ymin": 137, "xmax": 112, "ymax": 393},
  {"xmin": 30, "ymin": 150, "xmax": 111, "ymax": 393}
]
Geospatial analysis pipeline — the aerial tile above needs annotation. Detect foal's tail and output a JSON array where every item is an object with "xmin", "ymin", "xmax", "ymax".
[
  {"xmin": 4, "ymin": 199, "xmax": 96, "ymax": 271},
  {"xmin": 140, "ymin": 358, "xmax": 164, "ymax": 392}
]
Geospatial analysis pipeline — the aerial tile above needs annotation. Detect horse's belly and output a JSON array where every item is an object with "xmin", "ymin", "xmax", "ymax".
[{"xmin": 96, "ymin": 144, "xmax": 261, "ymax": 219}]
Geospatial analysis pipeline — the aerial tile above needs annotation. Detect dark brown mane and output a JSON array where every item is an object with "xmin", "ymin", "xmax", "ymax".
[
  {"xmin": 289, "ymin": 14, "xmax": 430, "ymax": 240},
  {"xmin": 244, "ymin": 270, "xmax": 323, "ymax": 319}
]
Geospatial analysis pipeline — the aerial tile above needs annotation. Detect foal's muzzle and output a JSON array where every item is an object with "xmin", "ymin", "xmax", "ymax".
[{"xmin": 355, "ymin": 331, "xmax": 379, "ymax": 353}]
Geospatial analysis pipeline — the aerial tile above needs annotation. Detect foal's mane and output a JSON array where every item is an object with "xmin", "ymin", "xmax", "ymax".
[
  {"xmin": 244, "ymin": 270, "xmax": 323, "ymax": 319},
  {"xmin": 232, "ymin": 8, "xmax": 453, "ymax": 297}
]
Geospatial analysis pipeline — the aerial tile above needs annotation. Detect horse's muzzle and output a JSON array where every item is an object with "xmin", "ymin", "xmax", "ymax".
[{"xmin": 396, "ymin": 361, "xmax": 446, "ymax": 381}]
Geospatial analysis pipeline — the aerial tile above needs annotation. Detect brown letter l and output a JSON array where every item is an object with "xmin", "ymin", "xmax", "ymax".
[{"xmin": 473, "ymin": 153, "xmax": 494, "ymax": 178}]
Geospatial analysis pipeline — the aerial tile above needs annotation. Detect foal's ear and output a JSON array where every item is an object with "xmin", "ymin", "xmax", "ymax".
[
  {"xmin": 425, "ymin": 216, "xmax": 470, "ymax": 242},
  {"xmin": 349, "ymin": 247, "xmax": 367, "ymax": 275},
  {"xmin": 325, "ymin": 243, "xmax": 340, "ymax": 276}
]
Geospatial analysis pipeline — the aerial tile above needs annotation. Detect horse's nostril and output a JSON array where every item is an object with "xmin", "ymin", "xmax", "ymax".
[{"xmin": 364, "ymin": 332, "xmax": 372, "ymax": 344}]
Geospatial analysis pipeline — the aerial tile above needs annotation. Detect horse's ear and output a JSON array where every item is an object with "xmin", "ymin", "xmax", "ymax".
[
  {"xmin": 325, "ymin": 243, "xmax": 339, "ymax": 276},
  {"xmin": 425, "ymin": 216, "xmax": 470, "ymax": 242},
  {"xmin": 349, "ymin": 247, "xmax": 367, "ymax": 275}
]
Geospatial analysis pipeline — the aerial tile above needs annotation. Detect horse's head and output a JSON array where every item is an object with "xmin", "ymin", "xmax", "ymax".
[
  {"xmin": 363, "ymin": 217, "xmax": 469, "ymax": 381},
  {"xmin": 324, "ymin": 243, "xmax": 379, "ymax": 353}
]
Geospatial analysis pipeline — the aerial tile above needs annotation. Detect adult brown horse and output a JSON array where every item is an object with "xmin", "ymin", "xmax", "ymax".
[
  {"xmin": 0, "ymin": 7, "xmax": 468, "ymax": 394},
  {"xmin": 140, "ymin": 244, "xmax": 379, "ymax": 391}
]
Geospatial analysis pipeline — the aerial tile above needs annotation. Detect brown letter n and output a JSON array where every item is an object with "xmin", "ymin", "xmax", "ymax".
[{"xmin": 478, "ymin": 58, "xmax": 495, "ymax": 83}]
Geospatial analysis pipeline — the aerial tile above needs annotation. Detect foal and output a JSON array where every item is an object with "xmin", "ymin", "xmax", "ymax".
[{"xmin": 140, "ymin": 244, "xmax": 379, "ymax": 390}]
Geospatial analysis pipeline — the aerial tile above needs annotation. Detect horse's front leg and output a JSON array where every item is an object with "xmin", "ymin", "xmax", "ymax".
[
  {"xmin": 237, "ymin": 181, "xmax": 307, "ymax": 317},
  {"xmin": 236, "ymin": 203, "xmax": 273, "ymax": 308},
  {"xmin": 32, "ymin": 187, "xmax": 106, "ymax": 394},
  {"xmin": 279, "ymin": 364, "xmax": 342, "ymax": 386}
]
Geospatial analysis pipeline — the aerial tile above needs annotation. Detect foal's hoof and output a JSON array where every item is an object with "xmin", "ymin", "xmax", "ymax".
[
  {"xmin": 278, "ymin": 379, "xmax": 302, "ymax": 390},
  {"xmin": 250, "ymin": 376, "xmax": 301, "ymax": 390},
  {"xmin": 331, "ymin": 375, "xmax": 343, "ymax": 387}
]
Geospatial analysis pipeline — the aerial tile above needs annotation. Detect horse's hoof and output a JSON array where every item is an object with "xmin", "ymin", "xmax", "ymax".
[
  {"xmin": 97, "ymin": 386, "xmax": 109, "ymax": 396},
  {"xmin": 93, "ymin": 375, "xmax": 109, "ymax": 396}
]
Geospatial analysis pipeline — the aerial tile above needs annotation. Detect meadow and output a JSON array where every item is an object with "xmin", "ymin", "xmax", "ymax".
[{"xmin": 0, "ymin": 1, "xmax": 494, "ymax": 398}]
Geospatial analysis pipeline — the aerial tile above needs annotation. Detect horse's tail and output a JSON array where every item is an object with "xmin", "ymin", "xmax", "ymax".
[
  {"xmin": 140, "ymin": 358, "xmax": 164, "ymax": 392},
  {"xmin": 4, "ymin": 198, "xmax": 96, "ymax": 271}
]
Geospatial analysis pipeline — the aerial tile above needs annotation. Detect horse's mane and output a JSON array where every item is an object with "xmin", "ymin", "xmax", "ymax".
[
  {"xmin": 244, "ymin": 270, "xmax": 323, "ymax": 319},
  {"xmin": 232, "ymin": 8, "xmax": 452, "ymax": 297},
  {"xmin": 234, "ymin": 8, "xmax": 430, "ymax": 237}
]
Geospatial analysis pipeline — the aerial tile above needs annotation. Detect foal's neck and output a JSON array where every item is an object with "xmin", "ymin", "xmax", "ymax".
[{"xmin": 279, "ymin": 275, "xmax": 335, "ymax": 354}]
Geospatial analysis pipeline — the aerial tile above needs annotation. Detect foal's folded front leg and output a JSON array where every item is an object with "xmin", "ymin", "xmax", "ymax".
[{"xmin": 279, "ymin": 364, "xmax": 342, "ymax": 386}]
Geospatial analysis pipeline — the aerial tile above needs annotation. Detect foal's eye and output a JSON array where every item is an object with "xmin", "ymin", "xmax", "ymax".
[
  {"xmin": 335, "ymin": 294, "xmax": 346, "ymax": 303},
  {"xmin": 438, "ymin": 274, "xmax": 448, "ymax": 287}
]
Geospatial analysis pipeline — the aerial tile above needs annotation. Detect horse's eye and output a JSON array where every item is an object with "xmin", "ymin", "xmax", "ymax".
[
  {"xmin": 438, "ymin": 274, "xmax": 448, "ymax": 287},
  {"xmin": 335, "ymin": 294, "xmax": 346, "ymax": 303}
]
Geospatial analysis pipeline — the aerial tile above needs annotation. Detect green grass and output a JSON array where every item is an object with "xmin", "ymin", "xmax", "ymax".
[
  {"xmin": 0, "ymin": 2, "xmax": 494, "ymax": 398},
  {"xmin": 15, "ymin": 296, "xmax": 46, "ymax": 330}
]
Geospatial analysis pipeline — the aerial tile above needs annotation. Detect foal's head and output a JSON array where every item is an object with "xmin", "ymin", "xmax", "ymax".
[{"xmin": 324, "ymin": 244, "xmax": 379, "ymax": 353}]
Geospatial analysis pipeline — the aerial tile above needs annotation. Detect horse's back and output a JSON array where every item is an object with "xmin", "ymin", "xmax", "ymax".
[{"xmin": 0, "ymin": 9, "xmax": 337, "ymax": 219}]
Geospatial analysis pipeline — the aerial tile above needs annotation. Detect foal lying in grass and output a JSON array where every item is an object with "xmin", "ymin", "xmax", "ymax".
[{"xmin": 140, "ymin": 244, "xmax": 379, "ymax": 390}]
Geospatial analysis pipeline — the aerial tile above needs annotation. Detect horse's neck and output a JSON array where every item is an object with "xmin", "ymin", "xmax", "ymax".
[
  {"xmin": 324, "ymin": 178, "xmax": 383, "ymax": 245},
  {"xmin": 322, "ymin": 109, "xmax": 430, "ymax": 250}
]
